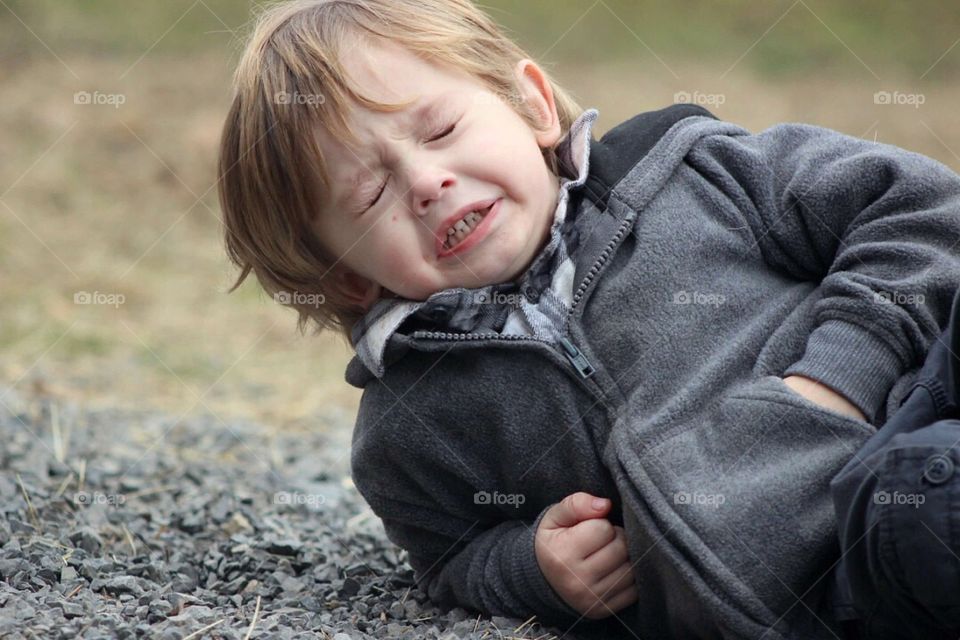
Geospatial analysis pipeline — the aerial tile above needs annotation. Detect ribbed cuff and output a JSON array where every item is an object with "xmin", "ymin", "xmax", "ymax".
[
  {"xmin": 782, "ymin": 319, "xmax": 905, "ymax": 424},
  {"xmin": 509, "ymin": 503, "xmax": 584, "ymax": 628}
]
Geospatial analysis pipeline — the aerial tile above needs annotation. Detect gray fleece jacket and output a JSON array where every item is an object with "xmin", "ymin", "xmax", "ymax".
[{"xmin": 346, "ymin": 103, "xmax": 960, "ymax": 639}]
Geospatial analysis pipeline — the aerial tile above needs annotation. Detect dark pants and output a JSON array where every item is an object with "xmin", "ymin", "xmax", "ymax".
[{"xmin": 830, "ymin": 286, "xmax": 960, "ymax": 640}]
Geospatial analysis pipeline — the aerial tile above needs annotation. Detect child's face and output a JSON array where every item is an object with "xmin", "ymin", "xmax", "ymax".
[{"xmin": 313, "ymin": 38, "xmax": 563, "ymax": 309}]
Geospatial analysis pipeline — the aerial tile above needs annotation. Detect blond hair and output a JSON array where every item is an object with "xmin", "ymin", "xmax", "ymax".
[{"xmin": 218, "ymin": 0, "xmax": 584, "ymax": 347}]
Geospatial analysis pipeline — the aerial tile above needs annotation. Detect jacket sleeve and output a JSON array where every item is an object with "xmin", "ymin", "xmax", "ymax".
[
  {"xmin": 349, "ymin": 405, "xmax": 583, "ymax": 628},
  {"xmin": 690, "ymin": 122, "xmax": 960, "ymax": 423},
  {"xmin": 376, "ymin": 501, "xmax": 584, "ymax": 628}
]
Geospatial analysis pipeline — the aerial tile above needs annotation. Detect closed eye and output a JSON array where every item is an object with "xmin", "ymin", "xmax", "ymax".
[
  {"xmin": 428, "ymin": 122, "xmax": 456, "ymax": 142},
  {"xmin": 360, "ymin": 179, "xmax": 387, "ymax": 213}
]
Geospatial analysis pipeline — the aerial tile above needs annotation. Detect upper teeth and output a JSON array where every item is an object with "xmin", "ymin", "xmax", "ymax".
[
  {"xmin": 444, "ymin": 207, "xmax": 488, "ymax": 247},
  {"xmin": 448, "ymin": 209, "xmax": 485, "ymax": 236}
]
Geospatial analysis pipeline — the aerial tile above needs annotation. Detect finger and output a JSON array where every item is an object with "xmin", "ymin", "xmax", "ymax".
[
  {"xmin": 541, "ymin": 492, "xmax": 611, "ymax": 530},
  {"xmin": 604, "ymin": 584, "xmax": 639, "ymax": 613},
  {"xmin": 582, "ymin": 584, "xmax": 638, "ymax": 620},
  {"xmin": 593, "ymin": 562, "xmax": 636, "ymax": 601},
  {"xmin": 568, "ymin": 518, "xmax": 616, "ymax": 559},
  {"xmin": 582, "ymin": 526, "xmax": 628, "ymax": 576}
]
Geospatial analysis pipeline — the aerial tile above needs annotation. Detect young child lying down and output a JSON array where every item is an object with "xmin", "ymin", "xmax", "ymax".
[{"xmin": 217, "ymin": 1, "xmax": 960, "ymax": 637}]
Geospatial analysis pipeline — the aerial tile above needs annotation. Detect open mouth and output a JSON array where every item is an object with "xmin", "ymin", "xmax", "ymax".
[{"xmin": 442, "ymin": 202, "xmax": 495, "ymax": 251}]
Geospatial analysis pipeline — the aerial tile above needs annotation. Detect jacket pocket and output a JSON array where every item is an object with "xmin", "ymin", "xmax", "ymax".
[
  {"xmin": 768, "ymin": 375, "xmax": 876, "ymax": 429},
  {"xmin": 613, "ymin": 374, "xmax": 877, "ymax": 637}
]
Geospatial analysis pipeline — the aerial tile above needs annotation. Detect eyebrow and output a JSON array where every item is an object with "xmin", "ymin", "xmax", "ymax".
[{"xmin": 337, "ymin": 97, "xmax": 447, "ymax": 208}]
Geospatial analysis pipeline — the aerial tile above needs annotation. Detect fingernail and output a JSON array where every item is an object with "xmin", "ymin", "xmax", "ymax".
[{"xmin": 592, "ymin": 498, "xmax": 607, "ymax": 510}]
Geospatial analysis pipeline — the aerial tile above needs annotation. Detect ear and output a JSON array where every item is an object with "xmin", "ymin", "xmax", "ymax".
[
  {"xmin": 332, "ymin": 267, "xmax": 384, "ymax": 312},
  {"xmin": 514, "ymin": 59, "xmax": 562, "ymax": 149}
]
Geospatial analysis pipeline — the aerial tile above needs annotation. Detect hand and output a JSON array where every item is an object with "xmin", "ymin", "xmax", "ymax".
[
  {"xmin": 781, "ymin": 375, "xmax": 867, "ymax": 423},
  {"xmin": 534, "ymin": 492, "xmax": 638, "ymax": 619}
]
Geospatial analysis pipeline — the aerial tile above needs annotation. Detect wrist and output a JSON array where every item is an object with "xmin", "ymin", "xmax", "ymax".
[{"xmin": 781, "ymin": 374, "xmax": 867, "ymax": 422}]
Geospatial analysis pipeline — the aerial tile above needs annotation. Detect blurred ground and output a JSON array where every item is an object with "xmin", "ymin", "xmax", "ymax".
[{"xmin": 2, "ymin": 0, "xmax": 959, "ymax": 433}]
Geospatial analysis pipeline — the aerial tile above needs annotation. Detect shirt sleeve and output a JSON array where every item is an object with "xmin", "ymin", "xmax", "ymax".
[{"xmin": 689, "ymin": 122, "xmax": 960, "ymax": 423}]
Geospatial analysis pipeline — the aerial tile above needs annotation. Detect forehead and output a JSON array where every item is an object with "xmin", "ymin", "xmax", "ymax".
[
  {"xmin": 345, "ymin": 38, "xmax": 475, "ymax": 117},
  {"xmin": 315, "ymin": 40, "xmax": 485, "ymax": 200}
]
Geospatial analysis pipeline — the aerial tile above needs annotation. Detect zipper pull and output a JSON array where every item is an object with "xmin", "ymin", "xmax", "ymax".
[{"xmin": 559, "ymin": 336, "xmax": 595, "ymax": 379}]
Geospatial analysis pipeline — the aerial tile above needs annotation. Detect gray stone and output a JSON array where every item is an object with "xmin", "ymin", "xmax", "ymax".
[
  {"xmin": 491, "ymin": 616, "xmax": 516, "ymax": 631},
  {"xmin": 99, "ymin": 576, "xmax": 143, "ymax": 596},
  {"xmin": 59, "ymin": 566, "xmax": 78, "ymax": 582},
  {"xmin": 339, "ymin": 577, "xmax": 361, "ymax": 597},
  {"xmin": 261, "ymin": 538, "xmax": 302, "ymax": 556},
  {"xmin": 68, "ymin": 528, "xmax": 103, "ymax": 554},
  {"xmin": 0, "ymin": 558, "xmax": 26, "ymax": 578},
  {"xmin": 279, "ymin": 576, "xmax": 305, "ymax": 595},
  {"xmin": 177, "ymin": 513, "xmax": 205, "ymax": 534},
  {"xmin": 450, "ymin": 619, "xmax": 477, "ymax": 639}
]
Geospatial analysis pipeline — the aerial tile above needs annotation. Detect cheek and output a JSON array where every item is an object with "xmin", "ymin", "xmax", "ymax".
[
  {"xmin": 480, "ymin": 133, "xmax": 548, "ymax": 195},
  {"xmin": 384, "ymin": 248, "xmax": 409, "ymax": 272},
  {"xmin": 373, "ymin": 239, "xmax": 414, "ymax": 276}
]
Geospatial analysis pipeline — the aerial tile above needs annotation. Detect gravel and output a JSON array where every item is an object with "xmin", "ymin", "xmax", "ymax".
[{"xmin": 0, "ymin": 386, "xmax": 623, "ymax": 639}]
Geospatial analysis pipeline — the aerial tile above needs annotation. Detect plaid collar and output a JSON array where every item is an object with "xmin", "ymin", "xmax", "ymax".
[{"xmin": 350, "ymin": 108, "xmax": 600, "ymax": 378}]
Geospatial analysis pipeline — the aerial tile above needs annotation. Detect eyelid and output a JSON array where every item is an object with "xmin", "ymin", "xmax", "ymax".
[
  {"xmin": 428, "ymin": 122, "xmax": 456, "ymax": 142},
  {"xmin": 426, "ymin": 110, "xmax": 458, "ymax": 140},
  {"xmin": 357, "ymin": 178, "xmax": 387, "ymax": 216}
]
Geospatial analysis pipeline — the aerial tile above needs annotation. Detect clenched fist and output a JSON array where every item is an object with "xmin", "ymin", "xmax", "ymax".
[{"xmin": 534, "ymin": 492, "xmax": 637, "ymax": 619}]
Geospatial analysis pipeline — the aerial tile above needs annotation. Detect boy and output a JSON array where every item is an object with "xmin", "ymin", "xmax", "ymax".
[{"xmin": 217, "ymin": 0, "xmax": 960, "ymax": 637}]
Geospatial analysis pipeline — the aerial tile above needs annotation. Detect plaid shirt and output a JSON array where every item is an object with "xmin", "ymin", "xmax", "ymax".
[{"xmin": 350, "ymin": 109, "xmax": 600, "ymax": 378}]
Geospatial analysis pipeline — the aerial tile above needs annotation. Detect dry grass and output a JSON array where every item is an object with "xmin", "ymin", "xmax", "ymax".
[
  {"xmin": 1, "ymin": 52, "xmax": 360, "ymax": 430},
  {"xmin": 2, "ymin": 41, "xmax": 959, "ymax": 433}
]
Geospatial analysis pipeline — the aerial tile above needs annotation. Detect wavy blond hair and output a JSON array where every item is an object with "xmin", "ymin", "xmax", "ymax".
[{"xmin": 218, "ymin": 0, "xmax": 584, "ymax": 347}]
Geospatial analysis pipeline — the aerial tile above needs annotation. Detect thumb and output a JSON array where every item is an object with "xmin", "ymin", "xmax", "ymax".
[{"xmin": 541, "ymin": 492, "xmax": 611, "ymax": 530}]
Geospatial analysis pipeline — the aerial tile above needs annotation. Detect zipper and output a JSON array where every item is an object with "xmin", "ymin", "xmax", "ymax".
[
  {"xmin": 565, "ymin": 209, "xmax": 637, "ymax": 320},
  {"xmin": 559, "ymin": 336, "xmax": 595, "ymax": 378},
  {"xmin": 409, "ymin": 330, "xmax": 551, "ymax": 343},
  {"xmin": 412, "ymin": 205, "xmax": 636, "ymax": 382},
  {"xmin": 555, "ymin": 206, "xmax": 635, "ymax": 379}
]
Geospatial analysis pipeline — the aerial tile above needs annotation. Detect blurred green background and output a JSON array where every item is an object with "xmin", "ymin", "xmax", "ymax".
[
  {"xmin": 5, "ymin": 0, "xmax": 960, "ymax": 77},
  {"xmin": 2, "ymin": 0, "xmax": 959, "ymax": 430}
]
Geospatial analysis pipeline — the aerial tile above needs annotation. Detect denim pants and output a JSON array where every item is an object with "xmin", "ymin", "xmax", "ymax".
[{"xmin": 830, "ymin": 286, "xmax": 960, "ymax": 639}]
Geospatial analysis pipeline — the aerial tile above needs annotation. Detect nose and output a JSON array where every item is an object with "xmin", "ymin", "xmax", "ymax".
[{"xmin": 410, "ymin": 167, "xmax": 455, "ymax": 217}]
